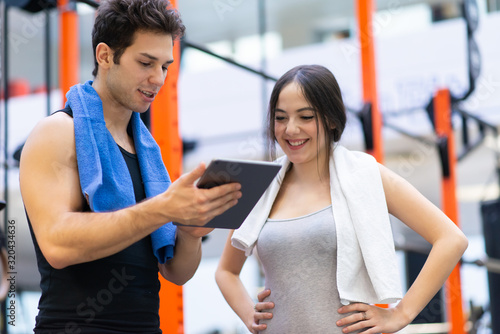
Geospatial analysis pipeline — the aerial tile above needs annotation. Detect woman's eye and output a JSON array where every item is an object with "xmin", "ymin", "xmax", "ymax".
[
  {"xmin": 140, "ymin": 62, "xmax": 150, "ymax": 67},
  {"xmin": 302, "ymin": 116, "xmax": 314, "ymax": 120},
  {"xmin": 275, "ymin": 116, "xmax": 286, "ymax": 121}
]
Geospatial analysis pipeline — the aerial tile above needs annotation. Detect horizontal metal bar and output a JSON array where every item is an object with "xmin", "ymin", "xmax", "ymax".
[
  {"xmin": 183, "ymin": 41, "xmax": 278, "ymax": 82},
  {"xmin": 76, "ymin": 0, "xmax": 99, "ymax": 8}
]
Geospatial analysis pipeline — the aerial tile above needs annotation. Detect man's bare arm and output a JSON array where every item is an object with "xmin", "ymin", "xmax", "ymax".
[{"xmin": 20, "ymin": 113, "xmax": 241, "ymax": 269}]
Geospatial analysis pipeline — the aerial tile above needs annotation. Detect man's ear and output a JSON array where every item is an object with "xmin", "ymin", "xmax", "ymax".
[{"xmin": 95, "ymin": 42, "xmax": 114, "ymax": 70}]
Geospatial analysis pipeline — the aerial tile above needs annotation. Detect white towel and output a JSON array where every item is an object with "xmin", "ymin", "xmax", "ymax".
[{"xmin": 232, "ymin": 145, "xmax": 403, "ymax": 305}]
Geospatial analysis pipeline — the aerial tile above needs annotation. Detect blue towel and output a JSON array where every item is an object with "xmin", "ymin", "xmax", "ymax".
[{"xmin": 66, "ymin": 80, "xmax": 176, "ymax": 264}]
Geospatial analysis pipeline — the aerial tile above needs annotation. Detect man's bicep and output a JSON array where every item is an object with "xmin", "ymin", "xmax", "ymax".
[{"xmin": 19, "ymin": 116, "xmax": 84, "ymax": 235}]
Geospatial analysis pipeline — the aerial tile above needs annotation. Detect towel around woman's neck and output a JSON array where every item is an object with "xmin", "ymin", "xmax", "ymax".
[
  {"xmin": 232, "ymin": 145, "xmax": 403, "ymax": 305},
  {"xmin": 66, "ymin": 80, "xmax": 176, "ymax": 264}
]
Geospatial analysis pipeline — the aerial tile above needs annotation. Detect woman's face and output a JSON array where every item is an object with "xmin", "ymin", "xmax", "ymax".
[{"xmin": 274, "ymin": 81, "xmax": 328, "ymax": 167}]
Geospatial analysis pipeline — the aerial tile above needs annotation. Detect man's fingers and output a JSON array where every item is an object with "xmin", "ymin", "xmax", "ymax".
[
  {"xmin": 206, "ymin": 198, "xmax": 239, "ymax": 221},
  {"xmin": 203, "ymin": 182, "xmax": 242, "ymax": 201},
  {"xmin": 179, "ymin": 162, "xmax": 206, "ymax": 185},
  {"xmin": 209, "ymin": 189, "xmax": 242, "ymax": 209}
]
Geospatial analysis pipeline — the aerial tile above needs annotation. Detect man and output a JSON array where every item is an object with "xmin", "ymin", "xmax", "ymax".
[{"xmin": 19, "ymin": 0, "xmax": 241, "ymax": 332}]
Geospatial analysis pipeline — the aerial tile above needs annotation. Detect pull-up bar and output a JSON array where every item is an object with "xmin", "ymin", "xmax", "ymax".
[{"xmin": 182, "ymin": 41, "xmax": 278, "ymax": 82}]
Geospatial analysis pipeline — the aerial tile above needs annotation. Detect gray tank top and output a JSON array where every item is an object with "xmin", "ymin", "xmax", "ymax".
[{"xmin": 256, "ymin": 205, "xmax": 362, "ymax": 333}]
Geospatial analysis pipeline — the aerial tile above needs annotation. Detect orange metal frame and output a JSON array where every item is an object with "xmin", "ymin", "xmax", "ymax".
[
  {"xmin": 356, "ymin": 2, "xmax": 465, "ymax": 333},
  {"xmin": 58, "ymin": 0, "xmax": 185, "ymax": 331},
  {"xmin": 150, "ymin": 1, "xmax": 185, "ymax": 332},
  {"xmin": 433, "ymin": 89, "xmax": 466, "ymax": 334},
  {"xmin": 357, "ymin": 0, "xmax": 388, "ymax": 318},
  {"xmin": 356, "ymin": 0, "xmax": 384, "ymax": 163},
  {"xmin": 58, "ymin": 0, "xmax": 79, "ymax": 106}
]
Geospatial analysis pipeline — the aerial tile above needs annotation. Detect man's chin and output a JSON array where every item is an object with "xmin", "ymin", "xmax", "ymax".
[{"xmin": 137, "ymin": 104, "xmax": 152, "ymax": 113}]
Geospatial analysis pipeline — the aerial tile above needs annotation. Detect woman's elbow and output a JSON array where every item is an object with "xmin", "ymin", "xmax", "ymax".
[
  {"xmin": 448, "ymin": 229, "xmax": 468, "ymax": 257},
  {"xmin": 214, "ymin": 268, "xmax": 223, "ymax": 287},
  {"xmin": 457, "ymin": 232, "xmax": 469, "ymax": 255}
]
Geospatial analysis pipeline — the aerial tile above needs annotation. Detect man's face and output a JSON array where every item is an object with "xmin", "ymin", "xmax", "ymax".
[{"xmin": 105, "ymin": 31, "xmax": 174, "ymax": 113}]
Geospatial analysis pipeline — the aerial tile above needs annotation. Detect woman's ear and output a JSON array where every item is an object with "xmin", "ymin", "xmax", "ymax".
[{"xmin": 95, "ymin": 42, "xmax": 113, "ymax": 71}]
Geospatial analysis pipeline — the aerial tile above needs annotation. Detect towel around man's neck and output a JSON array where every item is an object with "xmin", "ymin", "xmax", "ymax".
[
  {"xmin": 232, "ymin": 145, "xmax": 403, "ymax": 305},
  {"xmin": 66, "ymin": 80, "xmax": 176, "ymax": 264}
]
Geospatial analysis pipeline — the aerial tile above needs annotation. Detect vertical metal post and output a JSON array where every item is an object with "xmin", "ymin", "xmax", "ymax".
[
  {"xmin": 151, "ymin": 2, "xmax": 184, "ymax": 333},
  {"xmin": 356, "ymin": 1, "xmax": 388, "ymax": 322},
  {"xmin": 58, "ymin": 0, "xmax": 79, "ymax": 106},
  {"xmin": 1, "ymin": 4, "xmax": 9, "ymax": 334},
  {"xmin": 480, "ymin": 199, "xmax": 500, "ymax": 333},
  {"xmin": 433, "ymin": 89, "xmax": 466, "ymax": 334},
  {"xmin": 356, "ymin": 0, "xmax": 384, "ymax": 163},
  {"xmin": 45, "ymin": 8, "xmax": 52, "ymax": 115},
  {"xmin": 487, "ymin": 0, "xmax": 498, "ymax": 12},
  {"xmin": 258, "ymin": 0, "xmax": 269, "ymax": 160}
]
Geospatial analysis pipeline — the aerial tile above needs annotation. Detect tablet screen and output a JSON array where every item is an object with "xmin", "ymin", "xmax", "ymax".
[{"xmin": 176, "ymin": 158, "xmax": 281, "ymax": 229}]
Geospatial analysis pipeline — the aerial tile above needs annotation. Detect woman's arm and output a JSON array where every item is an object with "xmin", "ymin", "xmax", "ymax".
[
  {"xmin": 337, "ymin": 164, "xmax": 468, "ymax": 333},
  {"xmin": 215, "ymin": 231, "xmax": 274, "ymax": 334}
]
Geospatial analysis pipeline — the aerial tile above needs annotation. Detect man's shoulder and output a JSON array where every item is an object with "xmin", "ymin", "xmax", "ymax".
[
  {"xmin": 23, "ymin": 112, "xmax": 76, "ymax": 160},
  {"xmin": 52, "ymin": 105, "xmax": 73, "ymax": 118},
  {"xmin": 38, "ymin": 110, "xmax": 75, "ymax": 133}
]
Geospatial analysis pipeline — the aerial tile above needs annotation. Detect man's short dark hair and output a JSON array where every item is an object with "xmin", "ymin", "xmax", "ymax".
[{"xmin": 91, "ymin": 0, "xmax": 185, "ymax": 77}]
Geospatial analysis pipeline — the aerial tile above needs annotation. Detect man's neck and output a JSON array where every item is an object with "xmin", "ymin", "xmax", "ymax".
[
  {"xmin": 91, "ymin": 79, "xmax": 135, "ymax": 152},
  {"xmin": 91, "ymin": 78, "xmax": 133, "ymax": 132}
]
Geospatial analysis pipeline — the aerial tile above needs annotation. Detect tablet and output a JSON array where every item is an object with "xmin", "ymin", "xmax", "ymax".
[{"xmin": 175, "ymin": 158, "xmax": 281, "ymax": 229}]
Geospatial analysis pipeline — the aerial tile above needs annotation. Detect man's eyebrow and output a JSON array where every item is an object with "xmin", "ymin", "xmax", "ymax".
[{"xmin": 139, "ymin": 53, "xmax": 174, "ymax": 64}]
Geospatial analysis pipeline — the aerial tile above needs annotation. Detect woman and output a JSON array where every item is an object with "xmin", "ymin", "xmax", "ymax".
[{"xmin": 215, "ymin": 65, "xmax": 468, "ymax": 334}]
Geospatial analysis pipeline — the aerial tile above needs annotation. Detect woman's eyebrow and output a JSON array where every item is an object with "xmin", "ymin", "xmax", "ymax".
[{"xmin": 275, "ymin": 107, "xmax": 314, "ymax": 113}]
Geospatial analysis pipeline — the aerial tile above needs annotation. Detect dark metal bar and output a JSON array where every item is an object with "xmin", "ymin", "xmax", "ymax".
[
  {"xmin": 382, "ymin": 119, "xmax": 436, "ymax": 146},
  {"xmin": 454, "ymin": 107, "xmax": 499, "ymax": 162},
  {"xmin": 45, "ymin": 8, "xmax": 51, "ymax": 116},
  {"xmin": 462, "ymin": 257, "xmax": 500, "ymax": 274},
  {"xmin": 457, "ymin": 135, "xmax": 485, "ymax": 162},
  {"xmin": 3, "ymin": 0, "xmax": 10, "ymax": 243},
  {"xmin": 183, "ymin": 41, "xmax": 278, "ymax": 82},
  {"xmin": 76, "ymin": 0, "xmax": 99, "ymax": 8},
  {"xmin": 461, "ymin": 114, "xmax": 469, "ymax": 147},
  {"xmin": 455, "ymin": 107, "xmax": 498, "ymax": 134},
  {"xmin": 2, "ymin": 4, "xmax": 9, "ymax": 333},
  {"xmin": 258, "ymin": 0, "xmax": 270, "ymax": 160}
]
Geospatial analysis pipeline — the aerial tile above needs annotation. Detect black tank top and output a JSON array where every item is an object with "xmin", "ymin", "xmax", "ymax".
[{"xmin": 27, "ymin": 107, "xmax": 161, "ymax": 333}]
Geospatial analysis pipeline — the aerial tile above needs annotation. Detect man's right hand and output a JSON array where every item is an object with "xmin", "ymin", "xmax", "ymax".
[{"xmin": 162, "ymin": 162, "xmax": 242, "ymax": 227}]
